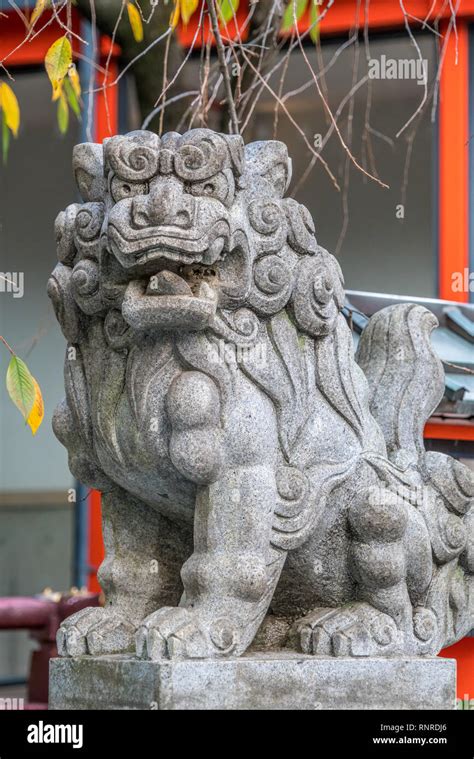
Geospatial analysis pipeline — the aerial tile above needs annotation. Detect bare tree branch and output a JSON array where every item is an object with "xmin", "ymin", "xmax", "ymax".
[
  {"xmin": 75, "ymin": 0, "xmax": 188, "ymax": 132},
  {"xmin": 206, "ymin": 0, "xmax": 239, "ymax": 133}
]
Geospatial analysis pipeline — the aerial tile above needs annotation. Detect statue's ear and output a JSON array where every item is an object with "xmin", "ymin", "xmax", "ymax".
[
  {"xmin": 244, "ymin": 140, "xmax": 292, "ymax": 197},
  {"xmin": 225, "ymin": 134, "xmax": 245, "ymax": 176},
  {"xmin": 284, "ymin": 198, "xmax": 317, "ymax": 255},
  {"xmin": 73, "ymin": 143, "xmax": 105, "ymax": 202}
]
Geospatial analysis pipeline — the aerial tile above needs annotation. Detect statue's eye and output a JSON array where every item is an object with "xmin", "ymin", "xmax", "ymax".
[
  {"xmin": 110, "ymin": 175, "xmax": 148, "ymax": 203},
  {"xmin": 187, "ymin": 171, "xmax": 234, "ymax": 206}
]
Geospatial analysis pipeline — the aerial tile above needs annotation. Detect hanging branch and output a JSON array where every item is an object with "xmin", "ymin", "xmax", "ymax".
[{"xmin": 206, "ymin": 0, "xmax": 239, "ymax": 134}]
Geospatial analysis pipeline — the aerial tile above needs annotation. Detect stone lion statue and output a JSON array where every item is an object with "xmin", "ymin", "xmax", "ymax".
[{"xmin": 48, "ymin": 129, "xmax": 474, "ymax": 661}]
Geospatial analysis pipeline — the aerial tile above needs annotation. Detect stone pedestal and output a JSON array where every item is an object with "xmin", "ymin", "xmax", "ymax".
[{"xmin": 49, "ymin": 653, "xmax": 456, "ymax": 710}]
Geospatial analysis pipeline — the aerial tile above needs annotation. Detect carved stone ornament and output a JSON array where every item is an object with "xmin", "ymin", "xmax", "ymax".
[{"xmin": 49, "ymin": 129, "xmax": 474, "ymax": 661}]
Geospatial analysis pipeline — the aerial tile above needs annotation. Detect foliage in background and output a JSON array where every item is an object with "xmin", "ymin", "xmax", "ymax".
[
  {"xmin": 1, "ymin": 0, "xmax": 319, "ymax": 152},
  {"xmin": 0, "ymin": 0, "xmax": 250, "ymax": 147},
  {"xmin": 281, "ymin": 0, "xmax": 319, "ymax": 39},
  {"xmin": 169, "ymin": 0, "xmax": 239, "ymax": 27},
  {"xmin": 44, "ymin": 36, "xmax": 81, "ymax": 134},
  {"xmin": 0, "ymin": 82, "xmax": 20, "ymax": 163},
  {"xmin": 127, "ymin": 3, "xmax": 144, "ymax": 41}
]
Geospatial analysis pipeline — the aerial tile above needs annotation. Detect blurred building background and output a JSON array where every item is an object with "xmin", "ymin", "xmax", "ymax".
[{"xmin": 0, "ymin": 68, "xmax": 78, "ymax": 680}]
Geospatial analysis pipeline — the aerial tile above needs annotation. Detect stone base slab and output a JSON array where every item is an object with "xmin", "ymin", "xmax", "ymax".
[{"xmin": 49, "ymin": 653, "xmax": 456, "ymax": 710}]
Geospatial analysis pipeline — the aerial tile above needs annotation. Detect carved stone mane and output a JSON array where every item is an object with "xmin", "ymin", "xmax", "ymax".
[{"xmin": 49, "ymin": 129, "xmax": 474, "ymax": 662}]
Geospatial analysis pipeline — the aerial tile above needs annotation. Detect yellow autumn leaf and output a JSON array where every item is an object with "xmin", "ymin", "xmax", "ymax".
[
  {"xmin": 0, "ymin": 83, "xmax": 20, "ymax": 137},
  {"xmin": 127, "ymin": 3, "xmax": 144, "ymax": 43},
  {"xmin": 68, "ymin": 63, "xmax": 81, "ymax": 98},
  {"xmin": 45, "ymin": 36, "xmax": 72, "ymax": 95},
  {"xmin": 30, "ymin": 0, "xmax": 48, "ymax": 27},
  {"xmin": 218, "ymin": 0, "xmax": 239, "ymax": 24},
  {"xmin": 181, "ymin": 0, "xmax": 199, "ymax": 25},
  {"xmin": 170, "ymin": 0, "xmax": 180, "ymax": 28},
  {"xmin": 52, "ymin": 81, "xmax": 63, "ymax": 102},
  {"xmin": 27, "ymin": 379, "xmax": 44, "ymax": 435}
]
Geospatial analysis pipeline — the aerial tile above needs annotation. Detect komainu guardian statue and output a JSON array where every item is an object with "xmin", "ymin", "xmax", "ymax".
[{"xmin": 49, "ymin": 129, "xmax": 474, "ymax": 661}]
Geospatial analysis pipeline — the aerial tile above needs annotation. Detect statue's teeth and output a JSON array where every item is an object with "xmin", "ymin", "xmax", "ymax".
[
  {"xmin": 147, "ymin": 270, "xmax": 192, "ymax": 297},
  {"xmin": 198, "ymin": 281, "xmax": 215, "ymax": 300}
]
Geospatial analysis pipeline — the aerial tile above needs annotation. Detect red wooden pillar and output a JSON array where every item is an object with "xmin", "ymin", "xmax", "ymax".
[
  {"xmin": 435, "ymin": 16, "xmax": 474, "ymax": 701},
  {"xmin": 95, "ymin": 37, "xmax": 120, "ymax": 142},
  {"xmin": 438, "ymin": 20, "xmax": 470, "ymax": 302}
]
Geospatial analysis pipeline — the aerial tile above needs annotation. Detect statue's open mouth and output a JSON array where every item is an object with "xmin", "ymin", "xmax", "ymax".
[
  {"xmin": 108, "ymin": 221, "xmax": 231, "ymax": 332},
  {"xmin": 106, "ymin": 219, "xmax": 249, "ymax": 332},
  {"xmin": 121, "ymin": 265, "xmax": 220, "ymax": 333},
  {"xmin": 176, "ymin": 264, "xmax": 219, "ymax": 294}
]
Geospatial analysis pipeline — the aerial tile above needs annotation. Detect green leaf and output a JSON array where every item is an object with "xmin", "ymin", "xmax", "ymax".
[
  {"xmin": 64, "ymin": 76, "xmax": 80, "ymax": 118},
  {"xmin": 45, "ymin": 36, "xmax": 72, "ymax": 95},
  {"xmin": 68, "ymin": 63, "xmax": 81, "ymax": 98},
  {"xmin": 57, "ymin": 91, "xmax": 69, "ymax": 134},
  {"xmin": 6, "ymin": 355, "xmax": 35, "ymax": 423},
  {"xmin": 1, "ymin": 111, "xmax": 9, "ymax": 164},
  {"xmin": 281, "ymin": 0, "xmax": 308, "ymax": 32},
  {"xmin": 218, "ymin": 0, "xmax": 240, "ymax": 25},
  {"xmin": 309, "ymin": 0, "xmax": 320, "ymax": 43}
]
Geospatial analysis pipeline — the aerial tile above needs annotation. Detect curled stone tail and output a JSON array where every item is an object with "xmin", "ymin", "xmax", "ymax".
[{"xmin": 356, "ymin": 304, "xmax": 444, "ymax": 466}]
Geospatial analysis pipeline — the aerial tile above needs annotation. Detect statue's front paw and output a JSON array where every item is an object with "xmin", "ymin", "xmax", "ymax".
[
  {"xmin": 136, "ymin": 607, "xmax": 239, "ymax": 660},
  {"xmin": 290, "ymin": 603, "xmax": 404, "ymax": 657},
  {"xmin": 57, "ymin": 607, "xmax": 137, "ymax": 657}
]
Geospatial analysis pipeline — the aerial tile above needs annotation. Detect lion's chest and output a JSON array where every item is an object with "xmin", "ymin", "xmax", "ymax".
[{"xmin": 89, "ymin": 336, "xmax": 198, "ymax": 521}]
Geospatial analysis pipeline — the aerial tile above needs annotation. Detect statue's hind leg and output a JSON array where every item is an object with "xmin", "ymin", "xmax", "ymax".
[
  {"xmin": 57, "ymin": 487, "xmax": 193, "ymax": 656},
  {"xmin": 289, "ymin": 474, "xmax": 437, "ymax": 657}
]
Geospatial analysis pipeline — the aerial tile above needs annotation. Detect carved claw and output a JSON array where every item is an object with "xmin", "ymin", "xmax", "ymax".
[
  {"xmin": 290, "ymin": 603, "xmax": 404, "ymax": 657},
  {"xmin": 136, "ymin": 607, "xmax": 239, "ymax": 660},
  {"xmin": 57, "ymin": 607, "xmax": 136, "ymax": 657},
  {"xmin": 136, "ymin": 607, "xmax": 207, "ymax": 660}
]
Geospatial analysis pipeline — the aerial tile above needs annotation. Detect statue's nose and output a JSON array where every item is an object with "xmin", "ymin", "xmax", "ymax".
[{"xmin": 132, "ymin": 179, "xmax": 195, "ymax": 229}]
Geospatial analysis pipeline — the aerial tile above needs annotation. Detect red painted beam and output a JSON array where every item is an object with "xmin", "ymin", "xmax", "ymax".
[
  {"xmin": 177, "ymin": 1, "xmax": 249, "ymax": 46},
  {"xmin": 4, "ymin": 1, "xmax": 474, "ymax": 68},
  {"xmin": 0, "ymin": 9, "xmax": 81, "ymax": 67},
  {"xmin": 178, "ymin": 0, "xmax": 474, "ymax": 46},
  {"xmin": 425, "ymin": 422, "xmax": 474, "ymax": 441},
  {"xmin": 294, "ymin": 0, "xmax": 474, "ymax": 37}
]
